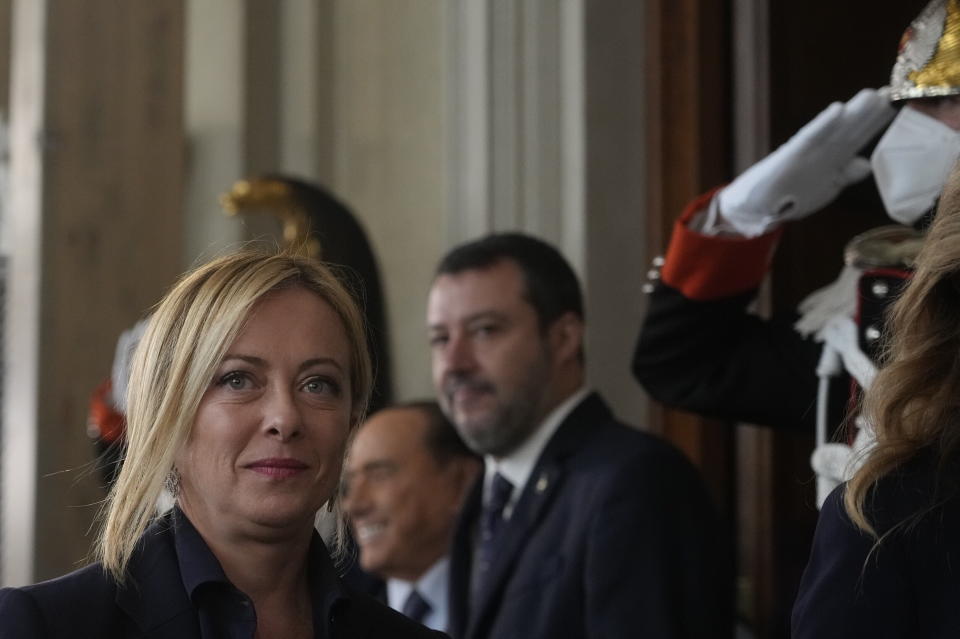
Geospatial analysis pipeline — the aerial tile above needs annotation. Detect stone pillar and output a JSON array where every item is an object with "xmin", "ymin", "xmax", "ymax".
[
  {"xmin": 2, "ymin": 0, "xmax": 185, "ymax": 585},
  {"xmin": 331, "ymin": 0, "xmax": 450, "ymax": 401}
]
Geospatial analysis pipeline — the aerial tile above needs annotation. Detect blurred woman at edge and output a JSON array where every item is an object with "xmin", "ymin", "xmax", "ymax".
[{"xmin": 793, "ymin": 165, "xmax": 960, "ymax": 637}]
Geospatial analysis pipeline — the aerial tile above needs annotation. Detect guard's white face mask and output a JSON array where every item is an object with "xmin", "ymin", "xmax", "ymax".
[{"xmin": 870, "ymin": 105, "xmax": 960, "ymax": 225}]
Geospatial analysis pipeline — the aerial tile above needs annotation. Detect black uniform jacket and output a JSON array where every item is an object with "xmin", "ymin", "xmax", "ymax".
[{"xmin": 634, "ymin": 281, "xmax": 834, "ymax": 430}]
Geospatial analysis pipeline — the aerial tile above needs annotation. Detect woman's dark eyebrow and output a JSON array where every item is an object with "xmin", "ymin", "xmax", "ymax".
[
  {"xmin": 298, "ymin": 357, "xmax": 345, "ymax": 374},
  {"xmin": 220, "ymin": 355, "xmax": 344, "ymax": 373},
  {"xmin": 220, "ymin": 354, "xmax": 266, "ymax": 367}
]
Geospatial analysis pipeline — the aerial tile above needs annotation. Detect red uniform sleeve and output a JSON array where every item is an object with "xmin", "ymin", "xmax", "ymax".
[{"xmin": 661, "ymin": 188, "xmax": 783, "ymax": 301}]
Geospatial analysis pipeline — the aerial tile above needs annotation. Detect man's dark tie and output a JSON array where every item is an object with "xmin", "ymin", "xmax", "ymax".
[
  {"xmin": 476, "ymin": 472, "xmax": 514, "ymax": 582},
  {"xmin": 402, "ymin": 589, "xmax": 431, "ymax": 624}
]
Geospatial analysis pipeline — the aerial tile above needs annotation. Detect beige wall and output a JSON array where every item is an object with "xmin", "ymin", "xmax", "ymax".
[
  {"xmin": 183, "ymin": 0, "xmax": 243, "ymax": 265},
  {"xmin": 583, "ymin": 0, "xmax": 647, "ymax": 428},
  {"xmin": 329, "ymin": 0, "xmax": 449, "ymax": 402}
]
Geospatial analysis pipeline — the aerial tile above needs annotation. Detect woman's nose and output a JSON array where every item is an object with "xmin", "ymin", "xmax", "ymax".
[{"xmin": 262, "ymin": 386, "xmax": 303, "ymax": 440}]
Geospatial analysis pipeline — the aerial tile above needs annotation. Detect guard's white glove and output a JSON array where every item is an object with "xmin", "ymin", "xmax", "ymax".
[{"xmin": 717, "ymin": 88, "xmax": 895, "ymax": 237}]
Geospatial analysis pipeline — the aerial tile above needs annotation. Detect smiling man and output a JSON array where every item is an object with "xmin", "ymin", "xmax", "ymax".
[
  {"xmin": 342, "ymin": 401, "xmax": 481, "ymax": 632},
  {"xmin": 427, "ymin": 233, "xmax": 732, "ymax": 639}
]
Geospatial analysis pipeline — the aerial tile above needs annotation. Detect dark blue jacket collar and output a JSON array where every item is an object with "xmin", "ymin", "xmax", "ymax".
[{"xmin": 116, "ymin": 508, "xmax": 350, "ymax": 637}]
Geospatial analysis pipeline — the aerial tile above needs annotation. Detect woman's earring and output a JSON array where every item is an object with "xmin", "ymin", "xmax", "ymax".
[{"xmin": 164, "ymin": 468, "xmax": 181, "ymax": 498}]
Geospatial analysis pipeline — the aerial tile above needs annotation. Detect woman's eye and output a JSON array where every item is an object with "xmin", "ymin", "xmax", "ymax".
[
  {"xmin": 218, "ymin": 372, "xmax": 251, "ymax": 390},
  {"xmin": 303, "ymin": 377, "xmax": 340, "ymax": 396}
]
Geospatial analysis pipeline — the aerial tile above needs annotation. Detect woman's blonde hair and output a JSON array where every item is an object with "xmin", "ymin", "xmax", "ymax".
[
  {"xmin": 95, "ymin": 248, "xmax": 372, "ymax": 582},
  {"xmin": 846, "ymin": 164, "xmax": 960, "ymax": 535}
]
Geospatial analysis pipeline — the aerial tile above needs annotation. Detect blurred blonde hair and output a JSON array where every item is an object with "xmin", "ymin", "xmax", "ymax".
[
  {"xmin": 846, "ymin": 164, "xmax": 960, "ymax": 535},
  {"xmin": 95, "ymin": 248, "xmax": 372, "ymax": 582}
]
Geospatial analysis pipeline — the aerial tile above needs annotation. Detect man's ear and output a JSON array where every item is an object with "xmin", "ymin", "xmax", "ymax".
[{"xmin": 548, "ymin": 311, "xmax": 584, "ymax": 365}]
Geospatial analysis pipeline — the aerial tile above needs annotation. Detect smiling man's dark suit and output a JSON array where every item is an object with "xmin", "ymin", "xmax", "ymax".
[{"xmin": 447, "ymin": 392, "xmax": 730, "ymax": 639}]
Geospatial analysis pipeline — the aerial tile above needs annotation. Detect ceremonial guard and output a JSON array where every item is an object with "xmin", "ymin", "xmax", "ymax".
[{"xmin": 634, "ymin": 0, "xmax": 960, "ymax": 505}]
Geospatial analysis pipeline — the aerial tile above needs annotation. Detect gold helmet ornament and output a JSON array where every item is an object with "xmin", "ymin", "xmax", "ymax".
[
  {"xmin": 890, "ymin": 0, "xmax": 960, "ymax": 101},
  {"xmin": 220, "ymin": 176, "xmax": 322, "ymax": 258}
]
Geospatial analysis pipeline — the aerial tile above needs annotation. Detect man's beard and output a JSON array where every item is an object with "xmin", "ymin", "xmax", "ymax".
[
  {"xmin": 441, "ymin": 362, "xmax": 549, "ymax": 457},
  {"xmin": 452, "ymin": 389, "xmax": 542, "ymax": 457}
]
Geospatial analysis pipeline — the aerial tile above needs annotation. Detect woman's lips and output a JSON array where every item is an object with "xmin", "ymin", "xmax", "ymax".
[{"xmin": 246, "ymin": 458, "xmax": 308, "ymax": 478}]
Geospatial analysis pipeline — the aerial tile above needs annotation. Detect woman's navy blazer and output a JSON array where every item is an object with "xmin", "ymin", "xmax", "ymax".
[{"xmin": 0, "ymin": 514, "xmax": 445, "ymax": 639}]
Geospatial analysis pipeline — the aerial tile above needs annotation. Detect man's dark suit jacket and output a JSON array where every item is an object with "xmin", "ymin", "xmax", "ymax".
[
  {"xmin": 448, "ymin": 392, "xmax": 731, "ymax": 639},
  {"xmin": 0, "ymin": 514, "xmax": 444, "ymax": 638}
]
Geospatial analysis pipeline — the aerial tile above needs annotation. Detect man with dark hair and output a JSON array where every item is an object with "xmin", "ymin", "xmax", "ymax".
[
  {"xmin": 427, "ymin": 232, "xmax": 730, "ymax": 639},
  {"xmin": 342, "ymin": 401, "xmax": 481, "ymax": 632}
]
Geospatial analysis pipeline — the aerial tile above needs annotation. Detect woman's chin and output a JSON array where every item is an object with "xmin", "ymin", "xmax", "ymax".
[{"xmin": 239, "ymin": 497, "xmax": 325, "ymax": 532}]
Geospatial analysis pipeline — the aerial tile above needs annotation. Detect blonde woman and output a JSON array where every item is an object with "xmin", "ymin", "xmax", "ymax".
[
  {"xmin": 792, "ymin": 165, "xmax": 960, "ymax": 637},
  {"xmin": 0, "ymin": 250, "xmax": 443, "ymax": 638}
]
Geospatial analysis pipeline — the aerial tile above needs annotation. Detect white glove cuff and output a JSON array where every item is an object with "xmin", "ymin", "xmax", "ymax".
[{"xmin": 698, "ymin": 194, "xmax": 763, "ymax": 237}]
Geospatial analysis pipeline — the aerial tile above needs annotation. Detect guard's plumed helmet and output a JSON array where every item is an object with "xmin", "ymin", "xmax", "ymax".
[{"xmin": 890, "ymin": 0, "xmax": 960, "ymax": 101}]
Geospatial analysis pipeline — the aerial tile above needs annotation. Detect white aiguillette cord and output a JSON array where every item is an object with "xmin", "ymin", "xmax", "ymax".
[{"xmin": 813, "ymin": 316, "xmax": 877, "ymax": 506}]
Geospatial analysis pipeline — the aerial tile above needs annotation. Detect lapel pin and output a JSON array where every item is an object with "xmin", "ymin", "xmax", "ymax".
[{"xmin": 535, "ymin": 474, "xmax": 548, "ymax": 493}]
